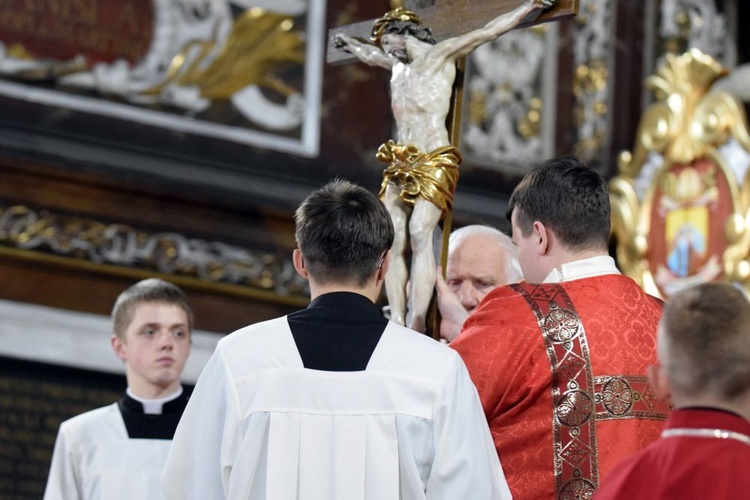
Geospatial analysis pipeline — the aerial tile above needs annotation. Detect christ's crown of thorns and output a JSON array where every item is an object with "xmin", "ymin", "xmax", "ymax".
[{"xmin": 370, "ymin": 8, "xmax": 423, "ymax": 45}]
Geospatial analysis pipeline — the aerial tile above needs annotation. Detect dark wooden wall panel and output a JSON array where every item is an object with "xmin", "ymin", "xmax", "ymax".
[{"xmin": 0, "ymin": 156, "xmax": 305, "ymax": 334}]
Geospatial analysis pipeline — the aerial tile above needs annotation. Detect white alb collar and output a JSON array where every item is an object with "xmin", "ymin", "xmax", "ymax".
[
  {"xmin": 543, "ymin": 255, "xmax": 620, "ymax": 283},
  {"xmin": 126, "ymin": 386, "xmax": 183, "ymax": 415}
]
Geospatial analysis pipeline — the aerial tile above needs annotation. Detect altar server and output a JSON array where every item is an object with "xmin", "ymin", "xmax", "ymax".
[
  {"xmin": 162, "ymin": 179, "xmax": 510, "ymax": 500},
  {"xmin": 595, "ymin": 282, "xmax": 750, "ymax": 499},
  {"xmin": 45, "ymin": 278, "xmax": 193, "ymax": 500}
]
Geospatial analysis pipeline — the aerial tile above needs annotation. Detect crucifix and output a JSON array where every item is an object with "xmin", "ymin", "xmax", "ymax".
[{"xmin": 328, "ymin": 0, "xmax": 578, "ymax": 334}]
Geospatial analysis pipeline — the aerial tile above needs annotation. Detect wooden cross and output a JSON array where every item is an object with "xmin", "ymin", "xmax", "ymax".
[
  {"xmin": 327, "ymin": 0, "xmax": 579, "ymax": 337},
  {"xmin": 327, "ymin": 0, "xmax": 579, "ymax": 64}
]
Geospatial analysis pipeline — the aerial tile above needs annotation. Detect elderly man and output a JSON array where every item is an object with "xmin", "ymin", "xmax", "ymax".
[{"xmin": 435, "ymin": 224, "xmax": 523, "ymax": 342}]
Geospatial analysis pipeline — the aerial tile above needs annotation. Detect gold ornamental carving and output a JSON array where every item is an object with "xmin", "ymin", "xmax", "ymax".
[
  {"xmin": 143, "ymin": 9, "xmax": 304, "ymax": 102},
  {"xmin": 0, "ymin": 204, "xmax": 309, "ymax": 305},
  {"xmin": 0, "ymin": 2, "xmax": 321, "ymax": 155},
  {"xmin": 610, "ymin": 49, "xmax": 750, "ymax": 299}
]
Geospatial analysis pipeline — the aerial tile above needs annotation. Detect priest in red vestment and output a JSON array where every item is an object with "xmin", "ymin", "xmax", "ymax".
[
  {"xmin": 595, "ymin": 282, "xmax": 750, "ymax": 499},
  {"xmin": 451, "ymin": 156, "xmax": 669, "ymax": 499}
]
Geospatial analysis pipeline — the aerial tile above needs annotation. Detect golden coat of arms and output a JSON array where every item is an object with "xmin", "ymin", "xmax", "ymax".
[{"xmin": 610, "ymin": 49, "xmax": 750, "ymax": 299}]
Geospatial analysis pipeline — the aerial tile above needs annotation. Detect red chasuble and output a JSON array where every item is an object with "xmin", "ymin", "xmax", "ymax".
[
  {"xmin": 451, "ymin": 274, "xmax": 669, "ymax": 499},
  {"xmin": 594, "ymin": 408, "xmax": 750, "ymax": 499}
]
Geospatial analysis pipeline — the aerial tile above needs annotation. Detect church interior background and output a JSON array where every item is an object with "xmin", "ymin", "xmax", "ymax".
[{"xmin": 0, "ymin": 0, "xmax": 748, "ymax": 496}]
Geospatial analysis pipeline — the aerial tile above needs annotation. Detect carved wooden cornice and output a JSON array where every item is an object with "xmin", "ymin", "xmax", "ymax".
[{"xmin": 0, "ymin": 203, "xmax": 309, "ymax": 306}]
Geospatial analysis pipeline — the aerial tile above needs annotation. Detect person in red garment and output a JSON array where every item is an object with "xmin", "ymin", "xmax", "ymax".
[
  {"xmin": 451, "ymin": 155, "xmax": 670, "ymax": 499},
  {"xmin": 595, "ymin": 282, "xmax": 750, "ymax": 499}
]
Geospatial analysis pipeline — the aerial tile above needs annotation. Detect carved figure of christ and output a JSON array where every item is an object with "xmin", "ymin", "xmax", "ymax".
[{"xmin": 330, "ymin": 0, "xmax": 577, "ymax": 332}]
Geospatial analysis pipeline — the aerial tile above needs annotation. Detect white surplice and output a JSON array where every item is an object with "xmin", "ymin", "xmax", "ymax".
[
  {"xmin": 44, "ymin": 404, "xmax": 171, "ymax": 500},
  {"xmin": 162, "ymin": 318, "xmax": 510, "ymax": 500}
]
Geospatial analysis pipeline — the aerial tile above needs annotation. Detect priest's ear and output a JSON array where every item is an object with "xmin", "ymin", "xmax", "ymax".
[
  {"xmin": 647, "ymin": 363, "xmax": 672, "ymax": 405},
  {"xmin": 532, "ymin": 221, "xmax": 550, "ymax": 255},
  {"xmin": 293, "ymin": 249, "xmax": 309, "ymax": 280}
]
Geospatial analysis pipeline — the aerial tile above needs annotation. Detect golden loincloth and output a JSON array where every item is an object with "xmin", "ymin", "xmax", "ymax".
[{"xmin": 376, "ymin": 140, "xmax": 461, "ymax": 216}]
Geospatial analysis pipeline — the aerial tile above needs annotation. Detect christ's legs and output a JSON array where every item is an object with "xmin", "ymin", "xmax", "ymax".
[
  {"xmin": 383, "ymin": 185, "xmax": 408, "ymax": 325},
  {"xmin": 406, "ymin": 198, "xmax": 442, "ymax": 333}
]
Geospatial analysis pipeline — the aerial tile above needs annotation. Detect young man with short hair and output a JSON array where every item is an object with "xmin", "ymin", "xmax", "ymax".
[
  {"xmin": 45, "ymin": 278, "xmax": 193, "ymax": 500},
  {"xmin": 451, "ymin": 156, "xmax": 668, "ymax": 498},
  {"xmin": 595, "ymin": 282, "xmax": 750, "ymax": 499},
  {"xmin": 162, "ymin": 179, "xmax": 510, "ymax": 499}
]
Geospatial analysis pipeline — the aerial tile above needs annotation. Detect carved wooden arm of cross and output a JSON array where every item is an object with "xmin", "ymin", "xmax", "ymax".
[{"xmin": 327, "ymin": 0, "xmax": 579, "ymax": 65}]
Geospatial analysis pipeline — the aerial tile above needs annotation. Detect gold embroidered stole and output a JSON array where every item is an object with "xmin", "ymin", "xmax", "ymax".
[{"xmin": 510, "ymin": 283, "xmax": 669, "ymax": 498}]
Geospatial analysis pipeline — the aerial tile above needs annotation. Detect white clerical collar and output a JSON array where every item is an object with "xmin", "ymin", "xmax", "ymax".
[
  {"xmin": 126, "ymin": 386, "xmax": 183, "ymax": 415},
  {"xmin": 543, "ymin": 255, "xmax": 621, "ymax": 283}
]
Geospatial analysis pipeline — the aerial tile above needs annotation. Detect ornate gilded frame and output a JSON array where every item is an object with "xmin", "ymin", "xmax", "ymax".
[
  {"xmin": 610, "ymin": 48, "xmax": 750, "ymax": 299},
  {"xmin": 0, "ymin": 0, "xmax": 326, "ymax": 157}
]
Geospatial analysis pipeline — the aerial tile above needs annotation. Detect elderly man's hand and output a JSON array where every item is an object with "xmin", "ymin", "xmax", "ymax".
[{"xmin": 435, "ymin": 267, "xmax": 470, "ymax": 342}]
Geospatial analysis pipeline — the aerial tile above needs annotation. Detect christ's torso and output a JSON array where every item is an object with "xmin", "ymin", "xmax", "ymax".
[{"xmin": 390, "ymin": 60, "xmax": 456, "ymax": 152}]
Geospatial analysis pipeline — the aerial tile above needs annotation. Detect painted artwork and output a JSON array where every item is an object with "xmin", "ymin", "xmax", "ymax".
[
  {"xmin": 649, "ymin": 159, "xmax": 727, "ymax": 296},
  {"xmin": 0, "ymin": 0, "xmax": 326, "ymax": 157}
]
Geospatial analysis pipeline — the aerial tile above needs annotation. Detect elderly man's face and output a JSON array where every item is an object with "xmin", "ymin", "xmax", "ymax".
[{"xmin": 446, "ymin": 234, "xmax": 512, "ymax": 314}]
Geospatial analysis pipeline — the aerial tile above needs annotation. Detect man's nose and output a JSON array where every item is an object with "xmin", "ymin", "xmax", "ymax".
[
  {"xmin": 457, "ymin": 283, "xmax": 479, "ymax": 311},
  {"xmin": 158, "ymin": 331, "xmax": 174, "ymax": 349}
]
